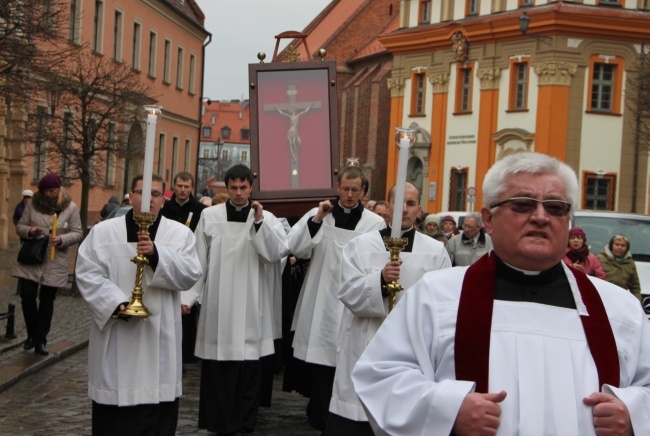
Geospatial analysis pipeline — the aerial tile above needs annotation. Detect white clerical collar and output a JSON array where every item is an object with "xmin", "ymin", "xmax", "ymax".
[
  {"xmin": 338, "ymin": 201, "xmax": 353, "ymax": 213},
  {"xmin": 388, "ymin": 225, "xmax": 414, "ymax": 237},
  {"xmin": 229, "ymin": 200, "xmax": 249, "ymax": 212},
  {"xmin": 503, "ymin": 260, "xmax": 541, "ymax": 276}
]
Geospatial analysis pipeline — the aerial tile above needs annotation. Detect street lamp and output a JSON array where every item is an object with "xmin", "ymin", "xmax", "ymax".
[{"xmin": 519, "ymin": 12, "xmax": 552, "ymax": 45}]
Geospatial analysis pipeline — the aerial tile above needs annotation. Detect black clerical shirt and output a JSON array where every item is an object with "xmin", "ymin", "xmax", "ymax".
[
  {"xmin": 494, "ymin": 256, "xmax": 576, "ymax": 309},
  {"xmin": 307, "ymin": 199, "xmax": 364, "ymax": 237},
  {"xmin": 125, "ymin": 209, "xmax": 160, "ymax": 270}
]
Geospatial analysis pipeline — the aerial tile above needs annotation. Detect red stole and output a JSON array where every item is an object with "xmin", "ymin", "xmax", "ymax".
[{"xmin": 454, "ymin": 252, "xmax": 620, "ymax": 393}]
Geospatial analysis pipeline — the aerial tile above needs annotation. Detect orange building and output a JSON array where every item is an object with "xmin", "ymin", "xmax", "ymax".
[
  {"xmin": 380, "ymin": 1, "xmax": 650, "ymax": 214},
  {"xmin": 0, "ymin": 0, "xmax": 209, "ymax": 247}
]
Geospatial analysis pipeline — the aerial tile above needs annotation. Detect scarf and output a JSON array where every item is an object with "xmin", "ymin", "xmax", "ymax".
[{"xmin": 566, "ymin": 245, "xmax": 590, "ymax": 264}]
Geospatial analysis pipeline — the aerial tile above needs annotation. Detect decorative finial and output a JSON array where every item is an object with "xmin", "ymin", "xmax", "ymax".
[
  {"xmin": 317, "ymin": 48, "xmax": 327, "ymax": 60},
  {"xmin": 257, "ymin": 52, "xmax": 266, "ymax": 63}
]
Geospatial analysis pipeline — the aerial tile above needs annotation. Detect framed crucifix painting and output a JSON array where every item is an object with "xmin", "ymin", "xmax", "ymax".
[{"xmin": 249, "ymin": 60, "xmax": 339, "ymax": 218}]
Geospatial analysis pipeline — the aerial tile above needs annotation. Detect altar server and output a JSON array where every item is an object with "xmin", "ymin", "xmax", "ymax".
[
  {"xmin": 325, "ymin": 182, "xmax": 450, "ymax": 435},
  {"xmin": 76, "ymin": 174, "xmax": 202, "ymax": 435},
  {"xmin": 182, "ymin": 164, "xmax": 289, "ymax": 434},
  {"xmin": 289, "ymin": 165, "xmax": 385, "ymax": 430}
]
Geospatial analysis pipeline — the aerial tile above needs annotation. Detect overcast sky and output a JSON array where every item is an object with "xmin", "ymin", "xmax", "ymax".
[{"xmin": 194, "ymin": 0, "xmax": 332, "ymax": 101}]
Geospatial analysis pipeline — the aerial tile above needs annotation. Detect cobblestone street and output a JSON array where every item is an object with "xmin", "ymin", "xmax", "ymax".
[{"xmin": 0, "ymin": 248, "xmax": 319, "ymax": 435}]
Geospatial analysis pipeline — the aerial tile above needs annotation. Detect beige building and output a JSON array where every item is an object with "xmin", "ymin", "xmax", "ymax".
[{"xmin": 382, "ymin": 0, "xmax": 650, "ymax": 214}]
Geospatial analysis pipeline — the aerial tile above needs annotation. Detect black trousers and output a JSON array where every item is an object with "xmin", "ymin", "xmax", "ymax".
[
  {"xmin": 92, "ymin": 399, "xmax": 179, "ymax": 436},
  {"xmin": 324, "ymin": 411, "xmax": 374, "ymax": 436},
  {"xmin": 198, "ymin": 359, "xmax": 261, "ymax": 434},
  {"xmin": 305, "ymin": 362, "xmax": 336, "ymax": 431},
  {"xmin": 19, "ymin": 278, "xmax": 57, "ymax": 344}
]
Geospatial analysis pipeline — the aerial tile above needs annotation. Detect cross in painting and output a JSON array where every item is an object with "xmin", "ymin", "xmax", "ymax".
[{"xmin": 264, "ymin": 84, "xmax": 321, "ymax": 187}]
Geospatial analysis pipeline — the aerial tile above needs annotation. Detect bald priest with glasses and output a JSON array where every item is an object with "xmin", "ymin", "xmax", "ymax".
[{"xmin": 352, "ymin": 152, "xmax": 650, "ymax": 436}]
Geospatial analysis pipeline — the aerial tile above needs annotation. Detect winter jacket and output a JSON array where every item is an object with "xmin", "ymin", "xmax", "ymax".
[
  {"xmin": 100, "ymin": 195, "xmax": 120, "ymax": 219},
  {"xmin": 11, "ymin": 189, "xmax": 83, "ymax": 288},
  {"xmin": 562, "ymin": 248, "xmax": 606, "ymax": 279},
  {"xmin": 597, "ymin": 246, "xmax": 642, "ymax": 301}
]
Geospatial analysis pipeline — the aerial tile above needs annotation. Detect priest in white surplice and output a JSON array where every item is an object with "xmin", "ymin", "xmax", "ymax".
[
  {"xmin": 325, "ymin": 182, "xmax": 451, "ymax": 435},
  {"xmin": 352, "ymin": 152, "xmax": 650, "ymax": 435},
  {"xmin": 76, "ymin": 174, "xmax": 202, "ymax": 436},
  {"xmin": 289, "ymin": 165, "xmax": 385, "ymax": 431},
  {"xmin": 181, "ymin": 164, "xmax": 289, "ymax": 435}
]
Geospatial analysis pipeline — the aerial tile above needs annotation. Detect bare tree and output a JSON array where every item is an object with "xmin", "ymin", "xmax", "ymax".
[
  {"xmin": 23, "ymin": 51, "xmax": 156, "ymax": 230},
  {"xmin": 626, "ymin": 44, "xmax": 650, "ymax": 212}
]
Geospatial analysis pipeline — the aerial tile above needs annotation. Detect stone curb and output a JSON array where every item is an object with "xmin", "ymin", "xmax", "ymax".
[{"xmin": 0, "ymin": 332, "xmax": 89, "ymax": 394}]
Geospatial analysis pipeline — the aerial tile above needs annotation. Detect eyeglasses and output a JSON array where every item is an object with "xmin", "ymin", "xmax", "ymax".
[
  {"xmin": 340, "ymin": 187, "xmax": 362, "ymax": 194},
  {"xmin": 490, "ymin": 197, "xmax": 571, "ymax": 217},
  {"xmin": 132, "ymin": 190, "xmax": 164, "ymax": 198}
]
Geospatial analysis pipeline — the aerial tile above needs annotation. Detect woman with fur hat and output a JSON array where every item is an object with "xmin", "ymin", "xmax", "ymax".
[
  {"xmin": 11, "ymin": 173, "xmax": 83, "ymax": 355},
  {"xmin": 562, "ymin": 227, "xmax": 605, "ymax": 279},
  {"xmin": 597, "ymin": 234, "xmax": 642, "ymax": 302}
]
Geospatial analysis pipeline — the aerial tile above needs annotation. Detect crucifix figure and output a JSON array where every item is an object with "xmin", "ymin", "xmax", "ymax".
[{"xmin": 265, "ymin": 84, "xmax": 321, "ymax": 187}]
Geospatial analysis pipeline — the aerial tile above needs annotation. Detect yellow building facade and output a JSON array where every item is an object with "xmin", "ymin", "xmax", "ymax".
[{"xmin": 383, "ymin": 0, "xmax": 650, "ymax": 214}]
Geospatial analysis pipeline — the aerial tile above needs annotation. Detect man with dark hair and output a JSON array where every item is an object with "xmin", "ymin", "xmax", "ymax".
[
  {"xmin": 372, "ymin": 200, "xmax": 390, "ymax": 227},
  {"xmin": 76, "ymin": 173, "xmax": 201, "ymax": 435},
  {"xmin": 182, "ymin": 164, "xmax": 289, "ymax": 435},
  {"xmin": 289, "ymin": 165, "xmax": 385, "ymax": 431},
  {"xmin": 161, "ymin": 171, "xmax": 207, "ymax": 363},
  {"xmin": 162, "ymin": 171, "xmax": 206, "ymax": 231},
  {"xmin": 326, "ymin": 182, "xmax": 450, "ymax": 435}
]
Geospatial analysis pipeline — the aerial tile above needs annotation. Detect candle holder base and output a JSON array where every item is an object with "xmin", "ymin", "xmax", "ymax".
[
  {"xmin": 382, "ymin": 236, "xmax": 408, "ymax": 312},
  {"xmin": 119, "ymin": 212, "xmax": 157, "ymax": 320}
]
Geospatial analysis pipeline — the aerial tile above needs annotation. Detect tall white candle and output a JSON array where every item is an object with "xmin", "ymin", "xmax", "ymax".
[
  {"xmin": 141, "ymin": 113, "xmax": 157, "ymax": 213},
  {"xmin": 390, "ymin": 137, "xmax": 410, "ymax": 238}
]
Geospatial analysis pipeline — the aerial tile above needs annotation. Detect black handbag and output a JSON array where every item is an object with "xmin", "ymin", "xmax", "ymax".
[{"xmin": 17, "ymin": 236, "xmax": 50, "ymax": 265}]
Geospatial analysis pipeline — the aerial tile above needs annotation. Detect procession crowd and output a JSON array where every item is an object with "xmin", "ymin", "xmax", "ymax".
[{"xmin": 10, "ymin": 152, "xmax": 650, "ymax": 435}]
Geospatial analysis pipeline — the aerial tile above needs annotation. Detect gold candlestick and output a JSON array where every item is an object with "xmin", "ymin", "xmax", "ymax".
[
  {"xmin": 382, "ymin": 236, "xmax": 408, "ymax": 312},
  {"xmin": 120, "ymin": 212, "xmax": 157, "ymax": 320}
]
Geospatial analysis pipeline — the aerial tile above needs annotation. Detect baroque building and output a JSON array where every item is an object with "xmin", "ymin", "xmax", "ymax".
[{"xmin": 381, "ymin": 0, "xmax": 650, "ymax": 213}]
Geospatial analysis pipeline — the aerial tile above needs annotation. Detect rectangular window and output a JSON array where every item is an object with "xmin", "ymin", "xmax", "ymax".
[
  {"xmin": 172, "ymin": 136, "xmax": 179, "ymax": 178},
  {"xmin": 520, "ymin": 0, "xmax": 534, "ymax": 5},
  {"xmin": 591, "ymin": 64, "xmax": 614, "ymax": 112},
  {"xmin": 467, "ymin": 0, "xmax": 479, "ymax": 15},
  {"xmin": 176, "ymin": 46, "xmax": 184, "ymax": 89},
  {"xmin": 508, "ymin": 59, "xmax": 529, "ymax": 111},
  {"xmin": 163, "ymin": 39, "xmax": 172, "ymax": 84},
  {"xmin": 202, "ymin": 148, "xmax": 210, "ymax": 158},
  {"xmin": 241, "ymin": 129, "xmax": 250, "ymax": 140},
  {"xmin": 449, "ymin": 168, "xmax": 468, "ymax": 211},
  {"xmin": 188, "ymin": 54, "xmax": 196, "ymax": 94},
  {"xmin": 598, "ymin": 0, "xmax": 621, "ymax": 5},
  {"xmin": 69, "ymin": 0, "xmax": 81, "ymax": 43},
  {"xmin": 202, "ymin": 126, "xmax": 211, "ymax": 138},
  {"xmin": 132, "ymin": 22, "xmax": 141, "ymax": 70},
  {"xmin": 61, "ymin": 112, "xmax": 74, "ymax": 182},
  {"xmin": 185, "ymin": 139, "xmax": 191, "ymax": 171},
  {"xmin": 158, "ymin": 133, "xmax": 166, "ymax": 175},
  {"xmin": 113, "ymin": 10, "xmax": 123, "ymax": 61},
  {"xmin": 419, "ymin": 0, "xmax": 431, "ymax": 24},
  {"xmin": 92, "ymin": 0, "xmax": 104, "ymax": 53},
  {"xmin": 33, "ymin": 107, "xmax": 48, "ymax": 182},
  {"xmin": 584, "ymin": 173, "xmax": 616, "ymax": 210},
  {"xmin": 221, "ymin": 149, "xmax": 229, "ymax": 161},
  {"xmin": 410, "ymin": 72, "xmax": 427, "ymax": 116},
  {"xmin": 241, "ymin": 150, "xmax": 248, "ymax": 162},
  {"xmin": 455, "ymin": 63, "xmax": 474, "ymax": 114},
  {"xmin": 148, "ymin": 31, "xmax": 157, "ymax": 77},
  {"xmin": 104, "ymin": 124, "xmax": 115, "ymax": 186}
]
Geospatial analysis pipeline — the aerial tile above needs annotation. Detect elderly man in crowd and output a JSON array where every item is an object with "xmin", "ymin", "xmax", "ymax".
[
  {"xmin": 352, "ymin": 152, "xmax": 650, "ymax": 435},
  {"xmin": 445, "ymin": 212, "xmax": 493, "ymax": 266}
]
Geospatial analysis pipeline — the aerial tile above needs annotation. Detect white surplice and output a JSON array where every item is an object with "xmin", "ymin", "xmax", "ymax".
[
  {"xmin": 76, "ymin": 215, "xmax": 202, "ymax": 406},
  {"xmin": 330, "ymin": 230, "xmax": 451, "ymax": 421},
  {"xmin": 290, "ymin": 207, "xmax": 385, "ymax": 366},
  {"xmin": 352, "ymin": 263, "xmax": 650, "ymax": 436},
  {"xmin": 181, "ymin": 203, "xmax": 289, "ymax": 360}
]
